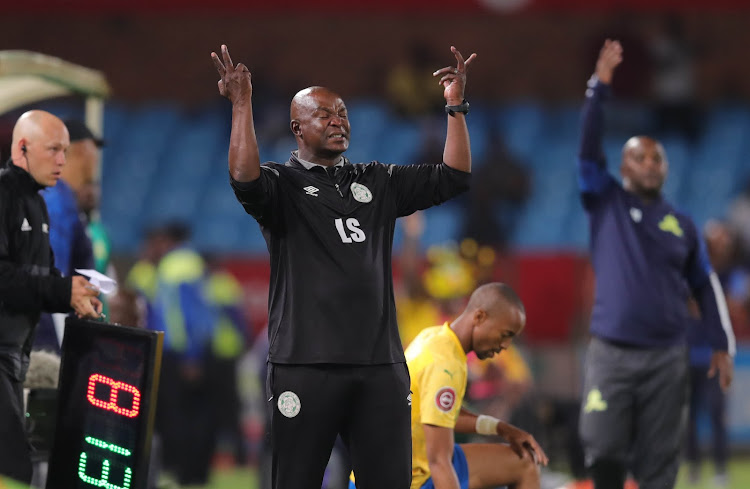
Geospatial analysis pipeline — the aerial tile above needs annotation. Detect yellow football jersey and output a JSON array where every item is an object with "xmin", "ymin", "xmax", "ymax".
[{"xmin": 406, "ymin": 323, "xmax": 467, "ymax": 489}]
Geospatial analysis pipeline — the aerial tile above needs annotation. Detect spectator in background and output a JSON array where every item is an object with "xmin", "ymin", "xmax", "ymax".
[
  {"xmin": 204, "ymin": 256, "xmax": 249, "ymax": 466},
  {"xmin": 644, "ymin": 15, "xmax": 702, "ymax": 142},
  {"xmin": 149, "ymin": 222, "xmax": 217, "ymax": 486},
  {"xmin": 466, "ymin": 343, "xmax": 533, "ymax": 424},
  {"xmin": 727, "ymin": 181, "xmax": 750, "ymax": 267},
  {"xmin": 34, "ymin": 121, "xmax": 99, "ymax": 352},
  {"xmin": 108, "ymin": 287, "xmax": 147, "ymax": 328},
  {"xmin": 397, "ymin": 212, "xmax": 443, "ymax": 348},
  {"xmin": 462, "ymin": 135, "xmax": 531, "ymax": 251},
  {"xmin": 126, "ymin": 226, "xmax": 171, "ymax": 303},
  {"xmin": 685, "ymin": 220, "xmax": 743, "ymax": 487},
  {"xmin": 704, "ymin": 220, "xmax": 750, "ymax": 335},
  {"xmin": 62, "ymin": 120, "xmax": 114, "ymax": 282},
  {"xmin": 385, "ymin": 42, "xmax": 445, "ymax": 119}
]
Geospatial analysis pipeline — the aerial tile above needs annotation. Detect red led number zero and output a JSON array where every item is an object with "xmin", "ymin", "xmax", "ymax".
[{"xmin": 86, "ymin": 373, "xmax": 141, "ymax": 418}]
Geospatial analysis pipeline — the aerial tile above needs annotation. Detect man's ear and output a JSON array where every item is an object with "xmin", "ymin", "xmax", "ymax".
[
  {"xmin": 474, "ymin": 309, "xmax": 486, "ymax": 325},
  {"xmin": 290, "ymin": 120, "xmax": 301, "ymax": 137}
]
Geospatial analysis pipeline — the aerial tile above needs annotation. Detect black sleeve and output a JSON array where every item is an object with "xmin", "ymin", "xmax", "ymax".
[
  {"xmin": 229, "ymin": 165, "xmax": 280, "ymax": 227},
  {"xmin": 387, "ymin": 162, "xmax": 470, "ymax": 217},
  {"xmin": 0, "ymin": 194, "xmax": 71, "ymax": 313}
]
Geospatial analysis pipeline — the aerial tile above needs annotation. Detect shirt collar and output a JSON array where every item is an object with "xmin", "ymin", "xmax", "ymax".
[
  {"xmin": 293, "ymin": 151, "xmax": 344, "ymax": 170},
  {"xmin": 4, "ymin": 158, "xmax": 45, "ymax": 192},
  {"xmin": 444, "ymin": 322, "xmax": 467, "ymax": 362}
]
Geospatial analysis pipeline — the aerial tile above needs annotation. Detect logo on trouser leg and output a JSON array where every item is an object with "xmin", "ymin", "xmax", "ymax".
[
  {"xmin": 277, "ymin": 391, "xmax": 301, "ymax": 418},
  {"xmin": 583, "ymin": 388, "xmax": 608, "ymax": 413}
]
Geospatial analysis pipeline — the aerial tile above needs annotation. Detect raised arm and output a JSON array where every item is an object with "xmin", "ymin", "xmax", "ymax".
[
  {"xmin": 434, "ymin": 46, "xmax": 476, "ymax": 174},
  {"xmin": 578, "ymin": 40, "xmax": 622, "ymax": 197},
  {"xmin": 212, "ymin": 44, "xmax": 260, "ymax": 182}
]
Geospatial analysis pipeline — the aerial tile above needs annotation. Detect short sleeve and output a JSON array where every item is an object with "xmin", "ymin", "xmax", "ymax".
[
  {"xmin": 230, "ymin": 165, "xmax": 280, "ymax": 227},
  {"xmin": 388, "ymin": 163, "xmax": 470, "ymax": 218},
  {"xmin": 418, "ymin": 359, "xmax": 466, "ymax": 428}
]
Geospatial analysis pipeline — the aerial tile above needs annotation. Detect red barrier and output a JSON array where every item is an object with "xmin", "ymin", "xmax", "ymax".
[
  {"xmin": 223, "ymin": 252, "xmax": 593, "ymax": 344},
  {"xmin": 8, "ymin": 0, "xmax": 750, "ymax": 14}
]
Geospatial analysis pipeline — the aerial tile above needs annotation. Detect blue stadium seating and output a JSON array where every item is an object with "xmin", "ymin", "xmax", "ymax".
[{"xmin": 89, "ymin": 100, "xmax": 750, "ymax": 253}]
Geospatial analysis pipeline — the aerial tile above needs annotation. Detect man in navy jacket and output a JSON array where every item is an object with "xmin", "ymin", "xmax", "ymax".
[{"xmin": 577, "ymin": 40, "xmax": 735, "ymax": 489}]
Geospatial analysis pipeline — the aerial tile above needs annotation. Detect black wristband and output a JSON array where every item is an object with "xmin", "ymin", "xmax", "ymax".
[{"xmin": 445, "ymin": 99, "xmax": 470, "ymax": 117}]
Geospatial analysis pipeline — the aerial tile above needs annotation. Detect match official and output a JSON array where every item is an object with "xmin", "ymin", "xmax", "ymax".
[
  {"xmin": 577, "ymin": 40, "xmax": 735, "ymax": 489},
  {"xmin": 0, "ymin": 111, "xmax": 102, "ymax": 484},
  {"xmin": 211, "ymin": 44, "xmax": 474, "ymax": 489}
]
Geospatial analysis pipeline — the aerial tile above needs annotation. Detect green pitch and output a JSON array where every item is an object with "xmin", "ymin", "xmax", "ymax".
[
  {"xmin": 183, "ymin": 459, "xmax": 750, "ymax": 489},
  {"xmin": 674, "ymin": 459, "xmax": 750, "ymax": 489}
]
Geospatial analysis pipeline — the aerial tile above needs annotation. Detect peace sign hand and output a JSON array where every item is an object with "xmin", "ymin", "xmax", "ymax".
[
  {"xmin": 211, "ymin": 44, "xmax": 252, "ymax": 105},
  {"xmin": 433, "ymin": 46, "xmax": 477, "ymax": 106}
]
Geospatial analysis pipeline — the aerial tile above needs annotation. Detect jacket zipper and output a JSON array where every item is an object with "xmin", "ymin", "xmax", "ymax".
[{"xmin": 327, "ymin": 169, "xmax": 344, "ymax": 198}]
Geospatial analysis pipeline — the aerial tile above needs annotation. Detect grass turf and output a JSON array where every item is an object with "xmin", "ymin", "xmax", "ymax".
[{"xmin": 190, "ymin": 459, "xmax": 750, "ymax": 489}]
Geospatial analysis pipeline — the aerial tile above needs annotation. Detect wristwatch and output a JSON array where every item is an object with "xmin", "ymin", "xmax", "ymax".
[{"xmin": 445, "ymin": 99, "xmax": 470, "ymax": 117}]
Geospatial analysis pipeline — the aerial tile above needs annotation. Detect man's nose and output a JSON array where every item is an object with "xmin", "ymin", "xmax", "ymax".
[
  {"xmin": 56, "ymin": 153, "xmax": 66, "ymax": 166},
  {"xmin": 644, "ymin": 156, "xmax": 661, "ymax": 169}
]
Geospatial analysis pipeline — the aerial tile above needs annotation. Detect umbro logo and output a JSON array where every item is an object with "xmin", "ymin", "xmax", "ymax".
[
  {"xmin": 303, "ymin": 186, "xmax": 319, "ymax": 197},
  {"xmin": 21, "ymin": 218, "xmax": 31, "ymax": 231}
]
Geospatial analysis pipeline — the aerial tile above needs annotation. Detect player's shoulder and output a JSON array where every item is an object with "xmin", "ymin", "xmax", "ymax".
[
  {"xmin": 406, "ymin": 326, "xmax": 444, "ymax": 360},
  {"xmin": 407, "ymin": 326, "xmax": 465, "ymax": 371},
  {"xmin": 0, "ymin": 166, "xmax": 20, "ymax": 187},
  {"xmin": 347, "ymin": 160, "xmax": 389, "ymax": 175},
  {"xmin": 663, "ymin": 201, "xmax": 698, "ymax": 228}
]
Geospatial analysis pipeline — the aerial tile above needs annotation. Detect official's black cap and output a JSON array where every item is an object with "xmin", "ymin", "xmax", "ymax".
[{"xmin": 64, "ymin": 119, "xmax": 105, "ymax": 147}]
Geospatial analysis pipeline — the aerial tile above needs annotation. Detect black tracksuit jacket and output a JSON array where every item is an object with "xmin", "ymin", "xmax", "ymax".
[{"xmin": 0, "ymin": 162, "xmax": 70, "ymax": 381}]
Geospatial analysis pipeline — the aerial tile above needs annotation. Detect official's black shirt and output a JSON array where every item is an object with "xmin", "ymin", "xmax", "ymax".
[
  {"xmin": 0, "ymin": 163, "xmax": 70, "ymax": 381},
  {"xmin": 231, "ymin": 154, "xmax": 470, "ymax": 364}
]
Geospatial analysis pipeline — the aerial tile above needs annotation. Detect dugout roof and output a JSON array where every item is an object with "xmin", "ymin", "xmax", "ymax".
[{"xmin": 0, "ymin": 50, "xmax": 110, "ymax": 135}]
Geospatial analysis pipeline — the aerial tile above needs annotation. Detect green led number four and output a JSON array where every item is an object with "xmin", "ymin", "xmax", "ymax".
[{"xmin": 78, "ymin": 437, "xmax": 133, "ymax": 489}]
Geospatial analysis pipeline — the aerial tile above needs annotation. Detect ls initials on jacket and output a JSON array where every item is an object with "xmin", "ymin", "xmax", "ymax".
[{"xmin": 231, "ymin": 155, "xmax": 470, "ymax": 365}]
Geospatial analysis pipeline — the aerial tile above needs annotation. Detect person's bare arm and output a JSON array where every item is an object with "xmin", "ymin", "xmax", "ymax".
[
  {"xmin": 433, "ymin": 46, "xmax": 476, "ymax": 174},
  {"xmin": 423, "ymin": 424, "xmax": 461, "ymax": 489},
  {"xmin": 595, "ymin": 39, "xmax": 623, "ymax": 85},
  {"xmin": 211, "ymin": 44, "xmax": 260, "ymax": 182},
  {"xmin": 454, "ymin": 407, "xmax": 548, "ymax": 466}
]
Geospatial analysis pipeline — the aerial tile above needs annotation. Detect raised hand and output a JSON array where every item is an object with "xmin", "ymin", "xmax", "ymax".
[
  {"xmin": 433, "ymin": 46, "xmax": 477, "ymax": 106},
  {"xmin": 211, "ymin": 44, "xmax": 253, "ymax": 105},
  {"xmin": 595, "ymin": 39, "xmax": 623, "ymax": 85}
]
